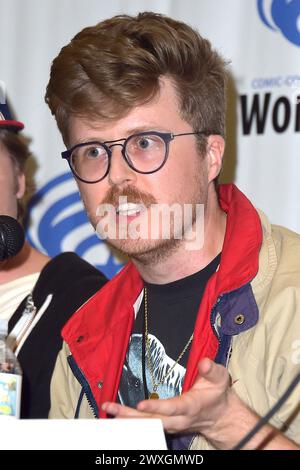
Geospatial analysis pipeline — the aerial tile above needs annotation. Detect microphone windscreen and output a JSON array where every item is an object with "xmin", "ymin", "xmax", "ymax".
[{"xmin": 0, "ymin": 215, "xmax": 25, "ymax": 261}]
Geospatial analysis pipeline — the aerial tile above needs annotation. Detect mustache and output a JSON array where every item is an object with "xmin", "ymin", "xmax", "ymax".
[{"xmin": 101, "ymin": 186, "xmax": 157, "ymax": 207}]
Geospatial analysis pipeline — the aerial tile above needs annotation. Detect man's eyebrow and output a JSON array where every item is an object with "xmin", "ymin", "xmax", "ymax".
[
  {"xmin": 70, "ymin": 137, "xmax": 103, "ymax": 146},
  {"xmin": 72, "ymin": 126, "xmax": 171, "ymax": 146},
  {"xmin": 122, "ymin": 125, "xmax": 170, "ymax": 135}
]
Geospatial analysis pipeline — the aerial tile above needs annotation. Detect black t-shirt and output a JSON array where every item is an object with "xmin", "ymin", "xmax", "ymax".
[{"xmin": 118, "ymin": 253, "xmax": 221, "ymax": 406}]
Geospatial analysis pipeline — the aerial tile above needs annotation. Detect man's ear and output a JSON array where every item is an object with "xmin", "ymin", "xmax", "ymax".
[
  {"xmin": 206, "ymin": 135, "xmax": 225, "ymax": 183},
  {"xmin": 16, "ymin": 173, "xmax": 26, "ymax": 199}
]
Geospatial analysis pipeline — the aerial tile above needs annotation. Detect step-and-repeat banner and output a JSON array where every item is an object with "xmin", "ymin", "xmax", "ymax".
[{"xmin": 0, "ymin": 0, "xmax": 299, "ymax": 278}]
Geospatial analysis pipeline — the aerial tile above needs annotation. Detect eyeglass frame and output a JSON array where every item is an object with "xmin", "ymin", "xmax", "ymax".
[{"xmin": 61, "ymin": 130, "xmax": 209, "ymax": 184}]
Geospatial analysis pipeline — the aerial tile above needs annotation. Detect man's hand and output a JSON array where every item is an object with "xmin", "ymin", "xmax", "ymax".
[
  {"xmin": 102, "ymin": 358, "xmax": 299, "ymax": 450},
  {"xmin": 103, "ymin": 358, "xmax": 233, "ymax": 436}
]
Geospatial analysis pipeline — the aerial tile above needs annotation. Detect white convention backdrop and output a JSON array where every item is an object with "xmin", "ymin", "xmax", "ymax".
[{"xmin": 0, "ymin": 0, "xmax": 300, "ymax": 277}]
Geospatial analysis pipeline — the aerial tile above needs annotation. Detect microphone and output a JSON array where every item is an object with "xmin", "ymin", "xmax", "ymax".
[{"xmin": 0, "ymin": 215, "xmax": 25, "ymax": 261}]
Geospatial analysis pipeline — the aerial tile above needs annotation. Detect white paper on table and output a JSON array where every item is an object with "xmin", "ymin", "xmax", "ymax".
[{"xmin": 0, "ymin": 418, "xmax": 167, "ymax": 450}]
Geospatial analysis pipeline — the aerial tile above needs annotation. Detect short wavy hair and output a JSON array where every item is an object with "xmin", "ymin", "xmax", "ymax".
[{"xmin": 45, "ymin": 12, "xmax": 228, "ymax": 155}]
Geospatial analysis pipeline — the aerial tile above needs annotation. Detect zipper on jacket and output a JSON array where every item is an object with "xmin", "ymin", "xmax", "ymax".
[
  {"xmin": 84, "ymin": 391, "xmax": 98, "ymax": 419},
  {"xmin": 188, "ymin": 435, "xmax": 197, "ymax": 450},
  {"xmin": 67, "ymin": 355, "xmax": 99, "ymax": 419}
]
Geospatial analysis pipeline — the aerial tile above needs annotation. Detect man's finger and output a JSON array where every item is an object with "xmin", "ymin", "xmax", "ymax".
[
  {"xmin": 102, "ymin": 402, "xmax": 143, "ymax": 417},
  {"xmin": 198, "ymin": 357, "xmax": 230, "ymax": 387},
  {"xmin": 137, "ymin": 393, "xmax": 191, "ymax": 415}
]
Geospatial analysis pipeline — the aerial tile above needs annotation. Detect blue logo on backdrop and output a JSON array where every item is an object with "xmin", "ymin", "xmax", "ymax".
[
  {"xmin": 26, "ymin": 172, "xmax": 123, "ymax": 279},
  {"xmin": 257, "ymin": 0, "xmax": 300, "ymax": 46}
]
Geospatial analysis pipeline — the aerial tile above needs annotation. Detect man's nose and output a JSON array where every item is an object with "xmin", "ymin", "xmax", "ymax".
[{"xmin": 107, "ymin": 143, "xmax": 137, "ymax": 188}]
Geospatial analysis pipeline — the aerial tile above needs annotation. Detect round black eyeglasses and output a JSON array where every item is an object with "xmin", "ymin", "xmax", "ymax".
[{"xmin": 61, "ymin": 131, "xmax": 208, "ymax": 184}]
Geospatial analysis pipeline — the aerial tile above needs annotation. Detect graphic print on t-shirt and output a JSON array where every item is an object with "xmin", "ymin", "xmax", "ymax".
[
  {"xmin": 118, "ymin": 253, "xmax": 221, "ymax": 409},
  {"xmin": 118, "ymin": 333, "xmax": 185, "ymax": 407}
]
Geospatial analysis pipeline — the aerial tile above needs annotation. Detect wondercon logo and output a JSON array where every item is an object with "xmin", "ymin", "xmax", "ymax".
[
  {"xmin": 257, "ymin": 0, "xmax": 300, "ymax": 46},
  {"xmin": 26, "ymin": 172, "xmax": 123, "ymax": 279}
]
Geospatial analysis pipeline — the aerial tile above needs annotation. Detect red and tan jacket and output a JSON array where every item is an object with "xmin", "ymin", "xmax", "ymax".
[{"xmin": 49, "ymin": 184, "xmax": 300, "ymax": 449}]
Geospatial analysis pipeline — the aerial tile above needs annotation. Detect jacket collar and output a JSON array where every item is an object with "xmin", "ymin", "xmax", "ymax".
[
  {"xmin": 182, "ymin": 184, "xmax": 262, "ymax": 387},
  {"xmin": 215, "ymin": 184, "xmax": 262, "ymax": 292}
]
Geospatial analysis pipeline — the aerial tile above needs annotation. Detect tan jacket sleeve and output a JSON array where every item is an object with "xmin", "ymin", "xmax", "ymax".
[{"xmin": 49, "ymin": 341, "xmax": 81, "ymax": 419}]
